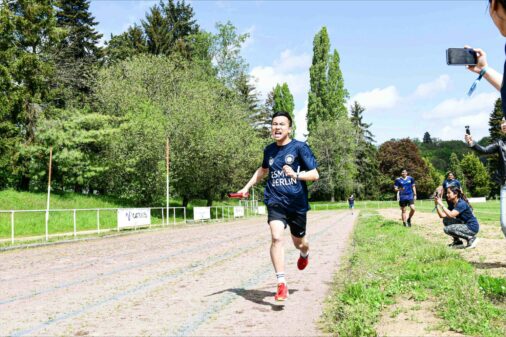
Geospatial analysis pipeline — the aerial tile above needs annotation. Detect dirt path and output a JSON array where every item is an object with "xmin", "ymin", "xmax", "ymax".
[
  {"xmin": 378, "ymin": 208, "xmax": 506, "ymax": 278},
  {"xmin": 0, "ymin": 210, "xmax": 356, "ymax": 336}
]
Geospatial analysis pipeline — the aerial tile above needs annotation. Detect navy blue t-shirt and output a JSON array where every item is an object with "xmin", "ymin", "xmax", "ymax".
[
  {"xmin": 261, "ymin": 140, "xmax": 317, "ymax": 213},
  {"xmin": 448, "ymin": 199, "xmax": 479, "ymax": 233},
  {"xmin": 348, "ymin": 197, "xmax": 355, "ymax": 206},
  {"xmin": 394, "ymin": 176, "xmax": 415, "ymax": 201}
]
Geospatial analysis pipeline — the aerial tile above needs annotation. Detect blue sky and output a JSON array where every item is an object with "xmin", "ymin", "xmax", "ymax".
[{"xmin": 90, "ymin": 0, "xmax": 504, "ymax": 144}]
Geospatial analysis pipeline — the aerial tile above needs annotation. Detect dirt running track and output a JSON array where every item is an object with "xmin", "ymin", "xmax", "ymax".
[{"xmin": 0, "ymin": 210, "xmax": 355, "ymax": 336}]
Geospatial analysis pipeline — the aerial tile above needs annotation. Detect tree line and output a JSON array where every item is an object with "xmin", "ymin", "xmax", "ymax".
[{"xmin": 0, "ymin": 0, "xmax": 500, "ymax": 206}]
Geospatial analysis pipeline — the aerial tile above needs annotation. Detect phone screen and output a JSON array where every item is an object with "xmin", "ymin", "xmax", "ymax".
[{"xmin": 446, "ymin": 48, "xmax": 477, "ymax": 65}]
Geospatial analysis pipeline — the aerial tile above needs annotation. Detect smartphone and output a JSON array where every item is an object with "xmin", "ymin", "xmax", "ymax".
[
  {"xmin": 446, "ymin": 48, "xmax": 477, "ymax": 65},
  {"xmin": 465, "ymin": 125, "xmax": 471, "ymax": 135}
]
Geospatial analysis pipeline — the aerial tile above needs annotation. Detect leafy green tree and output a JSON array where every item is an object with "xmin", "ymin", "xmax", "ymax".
[
  {"xmin": 309, "ymin": 118, "xmax": 356, "ymax": 201},
  {"xmin": 378, "ymin": 138, "xmax": 435, "ymax": 198},
  {"xmin": 461, "ymin": 153, "xmax": 490, "ymax": 197},
  {"xmin": 104, "ymin": 25, "xmax": 147, "ymax": 64},
  {"xmin": 96, "ymin": 55, "xmax": 263, "ymax": 206},
  {"xmin": 211, "ymin": 21, "xmax": 249, "ymax": 89}
]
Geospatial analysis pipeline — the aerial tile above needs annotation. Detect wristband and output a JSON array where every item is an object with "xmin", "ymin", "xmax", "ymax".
[{"xmin": 467, "ymin": 66, "xmax": 489, "ymax": 96}]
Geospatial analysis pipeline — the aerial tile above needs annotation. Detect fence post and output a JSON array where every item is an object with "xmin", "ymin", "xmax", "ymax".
[
  {"xmin": 96, "ymin": 209, "xmax": 100, "ymax": 234},
  {"xmin": 184, "ymin": 207, "xmax": 186, "ymax": 224},
  {"xmin": 73, "ymin": 209, "xmax": 77, "ymax": 238},
  {"xmin": 173, "ymin": 207, "xmax": 176, "ymax": 225},
  {"xmin": 11, "ymin": 211, "xmax": 14, "ymax": 244},
  {"xmin": 161, "ymin": 207, "xmax": 165, "ymax": 226}
]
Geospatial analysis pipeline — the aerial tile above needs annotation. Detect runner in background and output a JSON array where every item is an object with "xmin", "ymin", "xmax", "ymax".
[
  {"xmin": 394, "ymin": 169, "xmax": 417, "ymax": 227},
  {"xmin": 348, "ymin": 194, "xmax": 355, "ymax": 215},
  {"xmin": 436, "ymin": 171, "xmax": 462, "ymax": 207},
  {"xmin": 236, "ymin": 111, "xmax": 319, "ymax": 301}
]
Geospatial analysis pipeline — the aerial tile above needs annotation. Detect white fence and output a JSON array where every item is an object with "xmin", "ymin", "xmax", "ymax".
[
  {"xmin": 1, "ymin": 199, "xmax": 499, "ymax": 247},
  {"xmin": 0, "ymin": 207, "xmax": 186, "ymax": 245}
]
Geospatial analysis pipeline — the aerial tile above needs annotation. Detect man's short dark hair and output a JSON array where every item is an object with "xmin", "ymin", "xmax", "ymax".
[{"xmin": 272, "ymin": 111, "xmax": 292, "ymax": 127}]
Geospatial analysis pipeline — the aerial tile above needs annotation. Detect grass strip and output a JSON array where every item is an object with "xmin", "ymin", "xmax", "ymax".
[{"xmin": 321, "ymin": 211, "xmax": 506, "ymax": 337}]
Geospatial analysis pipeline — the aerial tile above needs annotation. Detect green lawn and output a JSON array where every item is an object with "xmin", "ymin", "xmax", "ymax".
[{"xmin": 321, "ymin": 211, "xmax": 506, "ymax": 337}]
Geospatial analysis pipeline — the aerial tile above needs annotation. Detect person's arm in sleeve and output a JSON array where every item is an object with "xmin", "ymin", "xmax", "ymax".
[{"xmin": 465, "ymin": 134, "xmax": 500, "ymax": 154}]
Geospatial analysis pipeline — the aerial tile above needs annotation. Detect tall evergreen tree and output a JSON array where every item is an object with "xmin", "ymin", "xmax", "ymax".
[
  {"xmin": 324, "ymin": 49, "xmax": 348, "ymax": 120},
  {"xmin": 142, "ymin": 0, "xmax": 199, "ymax": 57},
  {"xmin": 1, "ymin": 0, "xmax": 60, "ymax": 190},
  {"xmin": 307, "ymin": 27, "xmax": 330, "ymax": 134},
  {"xmin": 272, "ymin": 83, "xmax": 295, "ymax": 133},
  {"xmin": 105, "ymin": 24, "xmax": 147, "ymax": 64},
  {"xmin": 350, "ymin": 101, "xmax": 380, "ymax": 199},
  {"xmin": 53, "ymin": 0, "xmax": 103, "ymax": 107},
  {"xmin": 423, "ymin": 131, "xmax": 432, "ymax": 144}
]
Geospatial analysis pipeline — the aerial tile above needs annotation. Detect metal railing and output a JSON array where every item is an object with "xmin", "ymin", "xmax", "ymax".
[{"xmin": 0, "ymin": 206, "xmax": 186, "ymax": 245}]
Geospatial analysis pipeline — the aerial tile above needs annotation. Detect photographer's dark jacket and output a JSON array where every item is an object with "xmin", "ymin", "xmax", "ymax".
[{"xmin": 471, "ymin": 140, "xmax": 506, "ymax": 184}]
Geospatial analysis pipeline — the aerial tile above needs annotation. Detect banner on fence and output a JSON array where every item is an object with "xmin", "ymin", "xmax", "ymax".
[
  {"xmin": 468, "ymin": 197, "xmax": 487, "ymax": 203},
  {"xmin": 234, "ymin": 206, "xmax": 245, "ymax": 218},
  {"xmin": 257, "ymin": 206, "xmax": 266, "ymax": 215},
  {"xmin": 194, "ymin": 207, "xmax": 211, "ymax": 221},
  {"xmin": 117, "ymin": 208, "xmax": 151, "ymax": 229}
]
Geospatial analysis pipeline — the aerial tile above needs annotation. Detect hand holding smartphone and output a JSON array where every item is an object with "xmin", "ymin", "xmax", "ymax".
[
  {"xmin": 465, "ymin": 125, "xmax": 471, "ymax": 135},
  {"xmin": 446, "ymin": 48, "xmax": 477, "ymax": 65}
]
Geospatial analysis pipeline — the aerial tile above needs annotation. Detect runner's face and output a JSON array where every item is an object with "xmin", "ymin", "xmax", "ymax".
[
  {"xmin": 401, "ymin": 170, "xmax": 407, "ymax": 178},
  {"xmin": 448, "ymin": 173, "xmax": 455, "ymax": 180},
  {"xmin": 271, "ymin": 116, "xmax": 291, "ymax": 142},
  {"xmin": 501, "ymin": 121, "xmax": 506, "ymax": 134}
]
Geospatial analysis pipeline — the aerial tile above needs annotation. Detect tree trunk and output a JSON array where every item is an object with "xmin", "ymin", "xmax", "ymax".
[{"xmin": 183, "ymin": 196, "xmax": 189, "ymax": 208}]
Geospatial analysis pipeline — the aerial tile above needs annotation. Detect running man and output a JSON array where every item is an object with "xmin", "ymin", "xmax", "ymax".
[
  {"xmin": 236, "ymin": 111, "xmax": 319, "ymax": 301},
  {"xmin": 348, "ymin": 194, "xmax": 355, "ymax": 215},
  {"xmin": 394, "ymin": 169, "xmax": 417, "ymax": 227}
]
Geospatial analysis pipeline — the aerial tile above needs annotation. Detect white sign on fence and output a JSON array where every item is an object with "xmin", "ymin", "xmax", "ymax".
[
  {"xmin": 234, "ymin": 206, "xmax": 245, "ymax": 218},
  {"xmin": 257, "ymin": 206, "xmax": 266, "ymax": 215},
  {"xmin": 468, "ymin": 197, "xmax": 487, "ymax": 203},
  {"xmin": 194, "ymin": 207, "xmax": 211, "ymax": 221},
  {"xmin": 117, "ymin": 208, "xmax": 151, "ymax": 229}
]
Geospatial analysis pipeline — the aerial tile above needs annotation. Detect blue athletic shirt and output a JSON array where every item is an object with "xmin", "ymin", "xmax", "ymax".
[
  {"xmin": 442, "ymin": 179, "xmax": 461, "ymax": 192},
  {"xmin": 261, "ymin": 140, "xmax": 317, "ymax": 213},
  {"xmin": 394, "ymin": 176, "xmax": 415, "ymax": 201},
  {"xmin": 448, "ymin": 199, "xmax": 479, "ymax": 233},
  {"xmin": 348, "ymin": 197, "xmax": 354, "ymax": 206}
]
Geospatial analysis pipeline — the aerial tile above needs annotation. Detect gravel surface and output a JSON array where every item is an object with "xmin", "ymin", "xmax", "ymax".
[{"xmin": 0, "ymin": 210, "xmax": 356, "ymax": 336}]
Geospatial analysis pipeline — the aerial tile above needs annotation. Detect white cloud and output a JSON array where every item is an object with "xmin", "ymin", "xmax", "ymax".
[
  {"xmin": 293, "ymin": 101, "xmax": 308, "ymax": 140},
  {"xmin": 413, "ymin": 74, "xmax": 450, "ymax": 98},
  {"xmin": 249, "ymin": 49, "xmax": 310, "ymax": 100},
  {"xmin": 438, "ymin": 112, "xmax": 490, "ymax": 140},
  {"xmin": 350, "ymin": 86, "xmax": 401, "ymax": 111},
  {"xmin": 422, "ymin": 92, "xmax": 499, "ymax": 119}
]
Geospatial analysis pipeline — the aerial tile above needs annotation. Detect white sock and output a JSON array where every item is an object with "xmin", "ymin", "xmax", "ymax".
[
  {"xmin": 276, "ymin": 272, "xmax": 286, "ymax": 284},
  {"xmin": 300, "ymin": 251, "xmax": 309, "ymax": 258}
]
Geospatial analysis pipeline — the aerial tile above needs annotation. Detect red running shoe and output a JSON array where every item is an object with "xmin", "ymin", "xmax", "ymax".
[
  {"xmin": 274, "ymin": 283, "xmax": 288, "ymax": 301},
  {"xmin": 297, "ymin": 254, "xmax": 309, "ymax": 270}
]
